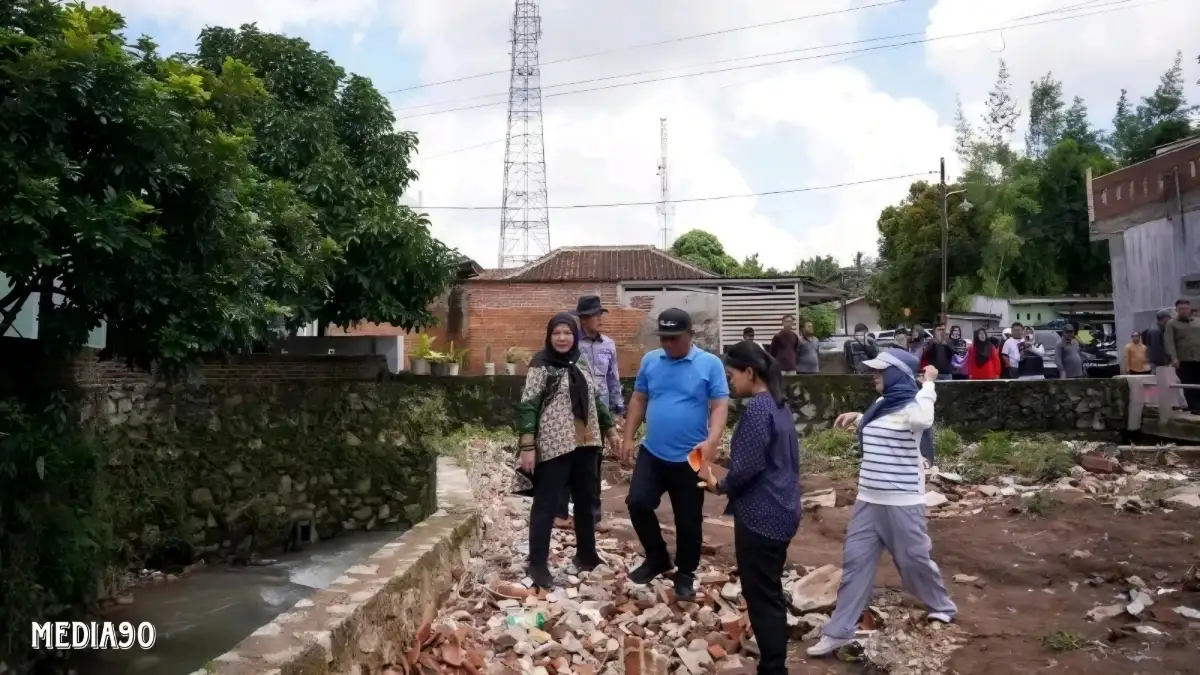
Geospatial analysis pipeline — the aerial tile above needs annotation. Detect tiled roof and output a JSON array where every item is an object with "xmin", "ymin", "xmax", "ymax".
[{"xmin": 477, "ymin": 246, "xmax": 718, "ymax": 282}]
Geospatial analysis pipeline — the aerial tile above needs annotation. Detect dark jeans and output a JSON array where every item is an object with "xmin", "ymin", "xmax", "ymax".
[
  {"xmin": 734, "ymin": 520, "xmax": 790, "ymax": 675},
  {"xmin": 529, "ymin": 447, "xmax": 600, "ymax": 569},
  {"xmin": 555, "ymin": 451, "xmax": 603, "ymax": 523},
  {"xmin": 1180, "ymin": 361, "xmax": 1200, "ymax": 413},
  {"xmin": 626, "ymin": 447, "xmax": 704, "ymax": 576}
]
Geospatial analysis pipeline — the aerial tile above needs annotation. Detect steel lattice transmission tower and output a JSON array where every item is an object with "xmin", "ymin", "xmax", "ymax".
[
  {"xmin": 498, "ymin": 0, "xmax": 550, "ymax": 268},
  {"xmin": 656, "ymin": 117, "xmax": 674, "ymax": 250}
]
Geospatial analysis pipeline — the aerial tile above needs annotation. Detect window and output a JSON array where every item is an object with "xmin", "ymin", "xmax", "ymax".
[{"xmin": 1037, "ymin": 313, "xmax": 1041, "ymax": 321}]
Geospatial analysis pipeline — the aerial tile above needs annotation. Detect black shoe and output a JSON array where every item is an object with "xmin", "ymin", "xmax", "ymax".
[
  {"xmin": 528, "ymin": 565, "xmax": 554, "ymax": 590},
  {"xmin": 674, "ymin": 573, "xmax": 696, "ymax": 602},
  {"xmin": 572, "ymin": 554, "xmax": 602, "ymax": 573},
  {"xmin": 628, "ymin": 559, "xmax": 671, "ymax": 585}
]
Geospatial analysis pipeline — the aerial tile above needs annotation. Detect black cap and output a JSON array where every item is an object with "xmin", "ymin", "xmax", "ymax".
[
  {"xmin": 575, "ymin": 295, "xmax": 607, "ymax": 316},
  {"xmin": 655, "ymin": 308, "xmax": 692, "ymax": 336}
]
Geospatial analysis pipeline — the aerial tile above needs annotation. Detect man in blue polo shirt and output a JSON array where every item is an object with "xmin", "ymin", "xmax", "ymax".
[{"xmin": 619, "ymin": 308, "xmax": 729, "ymax": 601}]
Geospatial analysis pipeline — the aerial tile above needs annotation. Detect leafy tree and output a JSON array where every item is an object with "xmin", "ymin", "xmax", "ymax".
[
  {"xmin": 193, "ymin": 25, "xmax": 459, "ymax": 334},
  {"xmin": 1109, "ymin": 88, "xmax": 1143, "ymax": 164},
  {"xmin": 1025, "ymin": 73, "xmax": 1065, "ymax": 158},
  {"xmin": 953, "ymin": 95, "xmax": 976, "ymax": 167},
  {"xmin": 795, "ymin": 255, "xmax": 841, "ymax": 285},
  {"xmin": 869, "ymin": 181, "xmax": 987, "ymax": 325},
  {"xmin": 732, "ymin": 253, "xmax": 782, "ymax": 278},
  {"xmin": 1110, "ymin": 53, "xmax": 1197, "ymax": 165},
  {"xmin": 798, "ymin": 305, "xmax": 836, "ymax": 340},
  {"xmin": 669, "ymin": 229, "xmax": 740, "ymax": 275},
  {"xmin": 1, "ymin": 1, "xmax": 330, "ymax": 371},
  {"xmin": 1061, "ymin": 96, "xmax": 1101, "ymax": 151}
]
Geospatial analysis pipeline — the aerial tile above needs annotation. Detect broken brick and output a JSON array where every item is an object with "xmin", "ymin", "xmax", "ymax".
[{"xmin": 1080, "ymin": 452, "xmax": 1118, "ymax": 474}]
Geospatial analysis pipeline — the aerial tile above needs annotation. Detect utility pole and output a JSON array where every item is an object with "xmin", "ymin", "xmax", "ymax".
[
  {"xmin": 656, "ymin": 117, "xmax": 674, "ymax": 250},
  {"xmin": 498, "ymin": 0, "xmax": 550, "ymax": 267},
  {"xmin": 940, "ymin": 157, "xmax": 948, "ymax": 327},
  {"xmin": 940, "ymin": 158, "xmax": 971, "ymax": 326}
]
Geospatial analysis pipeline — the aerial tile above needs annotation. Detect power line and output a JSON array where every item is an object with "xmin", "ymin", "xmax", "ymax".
[
  {"xmin": 419, "ymin": 138, "xmax": 504, "ymax": 160},
  {"xmin": 384, "ymin": 0, "xmax": 914, "ymax": 95},
  {"xmin": 395, "ymin": 0, "xmax": 1156, "ymax": 121},
  {"xmin": 413, "ymin": 171, "xmax": 936, "ymax": 211}
]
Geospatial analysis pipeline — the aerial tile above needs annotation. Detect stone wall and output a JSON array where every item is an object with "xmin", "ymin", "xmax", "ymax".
[
  {"xmin": 86, "ymin": 381, "xmax": 446, "ymax": 566},
  {"xmin": 55, "ymin": 369, "xmax": 1132, "ymax": 569},
  {"xmin": 771, "ymin": 376, "xmax": 1128, "ymax": 435},
  {"xmin": 396, "ymin": 374, "xmax": 1129, "ymax": 437}
]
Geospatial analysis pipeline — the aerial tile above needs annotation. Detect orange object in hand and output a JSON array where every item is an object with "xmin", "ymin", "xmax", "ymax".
[{"xmin": 687, "ymin": 447, "xmax": 704, "ymax": 473}]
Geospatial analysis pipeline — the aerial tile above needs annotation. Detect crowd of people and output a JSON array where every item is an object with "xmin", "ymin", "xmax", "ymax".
[
  {"xmin": 509, "ymin": 295, "xmax": 1198, "ymax": 673},
  {"xmin": 512, "ymin": 297, "xmax": 961, "ymax": 672},
  {"xmin": 746, "ymin": 301, "xmax": 1198, "ymax": 398}
]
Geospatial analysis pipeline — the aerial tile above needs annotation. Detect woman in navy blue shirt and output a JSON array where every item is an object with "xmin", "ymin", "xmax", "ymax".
[{"xmin": 699, "ymin": 340, "xmax": 801, "ymax": 675}]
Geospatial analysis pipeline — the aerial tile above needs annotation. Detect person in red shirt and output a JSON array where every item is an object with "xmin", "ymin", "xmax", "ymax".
[{"xmin": 966, "ymin": 327, "xmax": 1002, "ymax": 380}]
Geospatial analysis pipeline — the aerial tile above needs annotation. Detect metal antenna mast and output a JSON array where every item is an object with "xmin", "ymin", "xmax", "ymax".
[
  {"xmin": 656, "ymin": 117, "xmax": 674, "ymax": 250},
  {"xmin": 498, "ymin": 0, "xmax": 550, "ymax": 268}
]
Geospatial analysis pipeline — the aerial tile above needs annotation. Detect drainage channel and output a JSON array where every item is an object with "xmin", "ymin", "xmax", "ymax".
[{"xmin": 70, "ymin": 528, "xmax": 405, "ymax": 675}]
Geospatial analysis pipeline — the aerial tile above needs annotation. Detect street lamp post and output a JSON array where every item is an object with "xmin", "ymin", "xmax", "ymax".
[{"xmin": 939, "ymin": 158, "xmax": 969, "ymax": 327}]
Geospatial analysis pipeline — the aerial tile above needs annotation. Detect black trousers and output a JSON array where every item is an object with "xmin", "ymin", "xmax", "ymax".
[
  {"xmin": 625, "ymin": 447, "xmax": 704, "ymax": 576},
  {"xmin": 529, "ymin": 447, "xmax": 600, "ymax": 569},
  {"xmin": 555, "ymin": 451, "xmax": 603, "ymax": 523},
  {"xmin": 734, "ymin": 520, "xmax": 790, "ymax": 675},
  {"xmin": 1179, "ymin": 361, "xmax": 1200, "ymax": 412}
]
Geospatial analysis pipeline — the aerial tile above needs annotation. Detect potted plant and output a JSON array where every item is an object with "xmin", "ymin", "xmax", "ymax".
[
  {"xmin": 504, "ymin": 347, "xmax": 529, "ymax": 375},
  {"xmin": 411, "ymin": 334, "xmax": 435, "ymax": 375},
  {"xmin": 447, "ymin": 342, "xmax": 468, "ymax": 376},
  {"xmin": 483, "ymin": 345, "xmax": 495, "ymax": 376},
  {"xmin": 428, "ymin": 351, "xmax": 451, "ymax": 376}
]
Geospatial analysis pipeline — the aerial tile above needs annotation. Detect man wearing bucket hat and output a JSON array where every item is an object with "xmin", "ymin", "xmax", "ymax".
[
  {"xmin": 807, "ymin": 348, "xmax": 956, "ymax": 657},
  {"xmin": 555, "ymin": 295, "xmax": 625, "ymax": 528}
]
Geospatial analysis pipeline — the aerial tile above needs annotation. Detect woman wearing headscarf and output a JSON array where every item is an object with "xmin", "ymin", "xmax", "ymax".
[
  {"xmin": 807, "ymin": 349, "xmax": 956, "ymax": 658},
  {"xmin": 697, "ymin": 341, "xmax": 801, "ymax": 675},
  {"xmin": 515, "ymin": 313, "xmax": 620, "ymax": 589},
  {"xmin": 966, "ymin": 327, "xmax": 1002, "ymax": 380},
  {"xmin": 948, "ymin": 325, "xmax": 968, "ymax": 379}
]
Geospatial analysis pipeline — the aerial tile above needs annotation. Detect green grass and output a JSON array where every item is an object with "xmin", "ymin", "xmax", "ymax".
[
  {"xmin": 1043, "ymin": 630, "xmax": 1090, "ymax": 652},
  {"xmin": 950, "ymin": 431, "xmax": 1076, "ymax": 484},
  {"xmin": 430, "ymin": 424, "xmax": 511, "ymax": 462},
  {"xmin": 933, "ymin": 426, "xmax": 964, "ymax": 462},
  {"xmin": 802, "ymin": 427, "xmax": 859, "ymax": 479},
  {"xmin": 1023, "ymin": 491, "xmax": 1062, "ymax": 517}
]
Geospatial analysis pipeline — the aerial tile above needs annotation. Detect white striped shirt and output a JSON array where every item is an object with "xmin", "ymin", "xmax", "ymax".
[{"xmin": 855, "ymin": 381, "xmax": 936, "ymax": 506}]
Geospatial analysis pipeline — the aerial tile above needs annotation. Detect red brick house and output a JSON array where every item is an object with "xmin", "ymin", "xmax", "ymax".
[
  {"xmin": 331, "ymin": 245, "xmax": 844, "ymax": 375},
  {"xmin": 462, "ymin": 246, "xmax": 717, "ymax": 375}
]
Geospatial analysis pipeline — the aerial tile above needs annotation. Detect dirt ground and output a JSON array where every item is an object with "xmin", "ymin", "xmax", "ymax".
[{"xmin": 598, "ymin": 469, "xmax": 1200, "ymax": 674}]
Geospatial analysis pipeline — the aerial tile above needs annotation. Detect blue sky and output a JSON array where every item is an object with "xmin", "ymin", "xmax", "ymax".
[{"xmin": 108, "ymin": 0, "xmax": 1199, "ymax": 269}]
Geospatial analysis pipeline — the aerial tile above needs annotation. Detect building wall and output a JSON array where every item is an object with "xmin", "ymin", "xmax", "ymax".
[
  {"xmin": 1008, "ymin": 303, "xmax": 1056, "ymax": 325},
  {"xmin": 1109, "ymin": 210, "xmax": 1200, "ymax": 355},
  {"xmin": 621, "ymin": 288, "xmax": 720, "ymax": 353},
  {"xmin": 325, "ymin": 287, "xmax": 467, "ymax": 371},
  {"xmin": 834, "ymin": 301, "xmax": 881, "ymax": 334},
  {"xmin": 463, "ymin": 281, "xmax": 647, "ymax": 376}
]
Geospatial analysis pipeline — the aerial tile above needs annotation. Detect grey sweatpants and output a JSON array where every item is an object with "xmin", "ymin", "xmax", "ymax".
[{"xmin": 822, "ymin": 501, "xmax": 957, "ymax": 639}]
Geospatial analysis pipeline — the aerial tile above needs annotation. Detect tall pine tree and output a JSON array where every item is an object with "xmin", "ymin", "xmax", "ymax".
[{"xmin": 982, "ymin": 59, "xmax": 1021, "ymax": 145}]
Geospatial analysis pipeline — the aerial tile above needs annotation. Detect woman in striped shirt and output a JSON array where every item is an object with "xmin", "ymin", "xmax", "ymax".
[{"xmin": 807, "ymin": 348, "xmax": 957, "ymax": 657}]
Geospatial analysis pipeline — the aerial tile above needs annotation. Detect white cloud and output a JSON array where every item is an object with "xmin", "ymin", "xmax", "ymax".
[
  {"xmin": 390, "ymin": 0, "xmax": 953, "ymax": 269},
  {"xmin": 102, "ymin": 0, "xmax": 964, "ymax": 269},
  {"xmin": 102, "ymin": 0, "xmax": 379, "ymax": 31},
  {"xmin": 925, "ymin": 0, "xmax": 1200, "ymax": 148}
]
